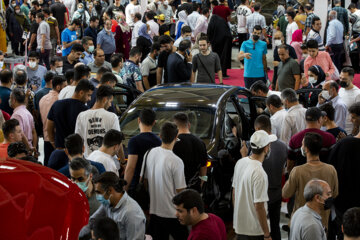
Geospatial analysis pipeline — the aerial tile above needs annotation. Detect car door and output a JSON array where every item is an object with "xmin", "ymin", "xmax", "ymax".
[{"xmin": 112, "ymin": 83, "xmax": 142, "ymax": 116}]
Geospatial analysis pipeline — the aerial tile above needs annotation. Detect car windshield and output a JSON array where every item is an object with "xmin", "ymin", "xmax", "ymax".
[{"xmin": 120, "ymin": 106, "xmax": 215, "ymax": 147}]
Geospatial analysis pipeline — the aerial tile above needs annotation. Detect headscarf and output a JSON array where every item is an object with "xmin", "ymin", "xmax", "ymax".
[
  {"xmin": 175, "ymin": 10, "xmax": 188, "ymax": 39},
  {"xmin": 291, "ymin": 29, "xmax": 303, "ymax": 45},
  {"xmin": 117, "ymin": 12, "xmax": 130, "ymax": 33},
  {"xmin": 308, "ymin": 65, "xmax": 326, "ymax": 87},
  {"xmin": 277, "ymin": 5, "xmax": 285, "ymax": 18},
  {"xmin": 138, "ymin": 24, "xmax": 152, "ymax": 42}
]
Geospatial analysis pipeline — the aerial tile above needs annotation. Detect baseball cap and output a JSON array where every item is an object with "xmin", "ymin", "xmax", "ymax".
[
  {"xmin": 155, "ymin": 14, "xmax": 165, "ymax": 21},
  {"xmin": 305, "ymin": 107, "xmax": 327, "ymax": 122},
  {"xmin": 250, "ymin": 130, "xmax": 277, "ymax": 149}
]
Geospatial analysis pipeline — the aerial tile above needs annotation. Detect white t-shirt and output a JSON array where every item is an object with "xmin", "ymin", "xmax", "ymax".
[
  {"xmin": 87, "ymin": 150, "xmax": 119, "ymax": 176},
  {"xmin": 286, "ymin": 21, "xmax": 298, "ymax": 45},
  {"xmin": 58, "ymin": 85, "xmax": 76, "ymax": 100},
  {"xmin": 270, "ymin": 109, "xmax": 287, "ymax": 139},
  {"xmin": 232, "ymin": 157, "xmax": 269, "ymax": 235},
  {"xmin": 140, "ymin": 147, "xmax": 187, "ymax": 218},
  {"xmin": 236, "ymin": 5, "xmax": 252, "ymax": 34},
  {"xmin": 339, "ymin": 86, "xmax": 360, "ymax": 133},
  {"xmin": 75, "ymin": 108, "xmax": 120, "ymax": 157},
  {"xmin": 131, "ymin": 21, "xmax": 145, "ymax": 47},
  {"xmin": 125, "ymin": 3, "xmax": 140, "ymax": 27},
  {"xmin": 147, "ymin": 20, "xmax": 159, "ymax": 39}
]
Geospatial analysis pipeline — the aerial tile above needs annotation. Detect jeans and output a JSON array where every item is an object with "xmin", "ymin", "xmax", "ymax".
[
  {"xmin": 44, "ymin": 141, "xmax": 55, "ymax": 167},
  {"xmin": 244, "ymin": 77, "xmax": 266, "ymax": 89},
  {"xmin": 38, "ymin": 49, "xmax": 51, "ymax": 70},
  {"xmin": 329, "ymin": 43, "xmax": 344, "ymax": 72},
  {"xmin": 236, "ymin": 234, "xmax": 263, "ymax": 240},
  {"xmin": 268, "ymin": 199, "xmax": 282, "ymax": 240},
  {"xmin": 12, "ymin": 40, "xmax": 25, "ymax": 56},
  {"xmin": 148, "ymin": 214, "xmax": 188, "ymax": 240}
]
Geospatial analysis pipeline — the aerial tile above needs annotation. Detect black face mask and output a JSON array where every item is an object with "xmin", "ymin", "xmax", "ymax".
[
  {"xmin": 253, "ymin": 34, "xmax": 260, "ymax": 41},
  {"xmin": 339, "ymin": 81, "xmax": 349, "ymax": 88},
  {"xmin": 323, "ymin": 197, "xmax": 334, "ymax": 210},
  {"xmin": 95, "ymin": 4, "xmax": 102, "ymax": 10}
]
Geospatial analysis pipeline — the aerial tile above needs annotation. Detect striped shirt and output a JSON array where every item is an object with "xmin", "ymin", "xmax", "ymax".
[
  {"xmin": 304, "ymin": 12, "xmax": 317, "ymax": 33},
  {"xmin": 307, "ymin": 29, "xmax": 325, "ymax": 51}
]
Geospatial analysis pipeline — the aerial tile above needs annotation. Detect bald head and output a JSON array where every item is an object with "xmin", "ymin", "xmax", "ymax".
[{"xmin": 304, "ymin": 179, "xmax": 331, "ymax": 202}]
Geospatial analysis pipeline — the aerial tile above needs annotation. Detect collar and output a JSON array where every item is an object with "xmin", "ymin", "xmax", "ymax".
[
  {"xmin": 13, "ymin": 104, "xmax": 26, "ymax": 112},
  {"xmin": 49, "ymin": 90, "xmax": 59, "ymax": 96},
  {"xmin": 304, "ymin": 204, "xmax": 322, "ymax": 220},
  {"xmin": 112, "ymin": 192, "xmax": 128, "ymax": 210},
  {"xmin": 176, "ymin": 52, "xmax": 185, "ymax": 60},
  {"xmin": 311, "ymin": 28, "xmax": 320, "ymax": 34},
  {"xmin": 84, "ymin": 51, "xmax": 93, "ymax": 57},
  {"xmin": 282, "ymin": 57, "xmax": 290, "ymax": 63},
  {"xmin": 288, "ymin": 104, "xmax": 302, "ymax": 112},
  {"xmin": 330, "ymin": 95, "xmax": 339, "ymax": 102}
]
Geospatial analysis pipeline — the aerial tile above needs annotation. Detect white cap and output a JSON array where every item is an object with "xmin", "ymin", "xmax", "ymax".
[{"xmin": 250, "ymin": 130, "xmax": 277, "ymax": 149}]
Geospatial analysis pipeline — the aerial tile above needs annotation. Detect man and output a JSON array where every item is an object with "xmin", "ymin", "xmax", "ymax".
[
  {"xmin": 232, "ymin": 130, "xmax": 275, "ymax": 239},
  {"xmin": 319, "ymin": 103, "xmax": 347, "ymax": 140},
  {"xmin": 0, "ymin": 119, "xmax": 23, "ymax": 160},
  {"xmin": 246, "ymin": 3, "xmax": 268, "ymax": 42},
  {"xmin": 145, "ymin": 11, "xmax": 159, "ymax": 39},
  {"xmin": 238, "ymin": 25, "xmax": 268, "ymax": 89},
  {"xmin": 75, "ymin": 86, "xmax": 120, "ymax": 157},
  {"xmin": 110, "ymin": 53, "xmax": 124, "ymax": 84},
  {"xmin": 87, "ymin": 130, "xmax": 124, "ymax": 176},
  {"xmin": 141, "ymin": 43, "xmax": 160, "ymax": 90},
  {"xmin": 254, "ymin": 115, "xmax": 287, "ymax": 240},
  {"xmin": 304, "ymin": 40, "xmax": 335, "ymax": 81},
  {"xmin": 84, "ymin": 16, "xmax": 99, "ymax": 47},
  {"xmin": 193, "ymin": 8, "xmax": 210, "ymax": 40},
  {"xmin": 318, "ymin": 80, "xmax": 347, "ymax": 130},
  {"xmin": 89, "ymin": 67, "xmax": 112, "ymax": 88},
  {"xmin": 304, "ymin": 3, "xmax": 317, "ymax": 36},
  {"xmin": 80, "ymin": 36, "xmax": 95, "ymax": 65},
  {"xmin": 276, "ymin": 44, "xmax": 301, "ymax": 91},
  {"xmin": 28, "ymin": 10, "xmax": 39, "ymax": 52},
  {"xmin": 157, "ymin": 35, "xmax": 176, "ymax": 84},
  {"xmin": 131, "ymin": 13, "xmax": 144, "ymax": 47},
  {"xmin": 81, "ymin": 172, "xmax": 146, "ymax": 240},
  {"xmin": 191, "ymin": 35, "xmax": 223, "ymax": 84},
  {"xmin": 283, "ymin": 132, "xmax": 338, "ymax": 229},
  {"xmin": 88, "ymin": 72, "xmax": 116, "ymax": 110},
  {"xmin": 140, "ymin": 122, "xmax": 188, "ymax": 239},
  {"xmin": 49, "ymin": 56, "xmax": 63, "ymax": 75},
  {"xmin": 338, "ymin": 67, "xmax": 360, "ymax": 134},
  {"xmin": 167, "ymin": 40, "xmax": 192, "ymax": 83},
  {"xmin": 70, "ymin": 157, "xmax": 101, "ymax": 216},
  {"xmin": 280, "ymin": 88, "xmax": 307, "ymax": 144},
  {"xmin": 42, "ymin": 8, "xmax": 60, "ymax": 58},
  {"xmin": 172, "ymin": 189, "xmax": 226, "ymax": 240},
  {"xmin": 91, "ymin": 217, "xmax": 120, "ymax": 240},
  {"xmin": 88, "ymin": 49, "xmax": 112, "ymax": 73},
  {"xmin": 62, "ymin": 43, "xmax": 85, "ymax": 74},
  {"xmin": 0, "ymin": 51, "xmax": 4, "ymax": 70},
  {"xmin": 61, "ymin": 19, "xmax": 81, "ymax": 57},
  {"xmin": 125, "ymin": 0, "xmax": 141, "ymax": 27},
  {"xmin": 39, "ymin": 75, "xmax": 66, "ymax": 166},
  {"xmin": 10, "ymin": 88, "xmax": 37, "ymax": 149},
  {"xmin": 266, "ymin": 94, "xmax": 287, "ymax": 139},
  {"xmin": 174, "ymin": 26, "xmax": 192, "ymax": 48},
  {"xmin": 173, "ymin": 112, "xmax": 208, "ymax": 192},
  {"xmin": 27, "ymin": 51, "xmax": 47, "ymax": 91},
  {"xmin": 236, "ymin": 0, "xmax": 251, "ymax": 55},
  {"xmin": 286, "ymin": 11, "xmax": 298, "ymax": 45},
  {"xmin": 307, "ymin": 16, "xmax": 325, "ymax": 51},
  {"xmin": 0, "ymin": 69, "xmax": 13, "ymax": 115},
  {"xmin": 212, "ymin": 0, "xmax": 231, "ymax": 22},
  {"xmin": 158, "ymin": 0, "xmax": 174, "ymax": 24},
  {"xmin": 34, "ymin": 71, "xmax": 54, "ymax": 111},
  {"xmin": 332, "ymin": 0, "xmax": 349, "ymax": 35},
  {"xmin": 50, "ymin": 0, "xmax": 68, "ymax": 32},
  {"xmin": 342, "ymin": 207, "xmax": 360, "ymax": 240},
  {"xmin": 187, "ymin": 3, "xmax": 200, "ymax": 31},
  {"xmin": 326, "ymin": 11, "xmax": 344, "ymax": 72},
  {"xmin": 289, "ymin": 179, "xmax": 333, "ymax": 240},
  {"xmin": 47, "ymin": 79, "xmax": 94, "ymax": 149},
  {"xmin": 59, "ymin": 64, "xmax": 90, "ymax": 100},
  {"xmin": 120, "ymin": 47, "xmax": 144, "ymax": 92}
]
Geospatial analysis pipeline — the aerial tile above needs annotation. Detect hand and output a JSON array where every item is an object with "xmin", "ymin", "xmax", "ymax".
[
  {"xmin": 186, "ymin": 52, "xmax": 192, "ymax": 62},
  {"xmin": 28, "ymin": 45, "xmax": 31, "ymax": 50},
  {"xmin": 31, "ymin": 85, "xmax": 38, "ymax": 91},
  {"xmin": 337, "ymin": 131, "xmax": 346, "ymax": 141},
  {"xmin": 264, "ymin": 236, "xmax": 272, "ymax": 240},
  {"xmin": 318, "ymin": 93, "xmax": 325, "ymax": 105},
  {"xmin": 41, "ymin": 47, "xmax": 45, "ymax": 53},
  {"xmin": 57, "ymin": 39, "xmax": 60, "ymax": 45},
  {"xmin": 244, "ymin": 53, "xmax": 252, "ymax": 59},
  {"xmin": 75, "ymin": 39, "xmax": 81, "ymax": 44},
  {"xmin": 265, "ymin": 38, "xmax": 269, "ymax": 44},
  {"xmin": 240, "ymin": 140, "xmax": 248, "ymax": 157}
]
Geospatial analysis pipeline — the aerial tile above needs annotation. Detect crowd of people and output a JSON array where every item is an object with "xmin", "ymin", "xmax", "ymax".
[{"xmin": 0, "ymin": 0, "xmax": 360, "ymax": 239}]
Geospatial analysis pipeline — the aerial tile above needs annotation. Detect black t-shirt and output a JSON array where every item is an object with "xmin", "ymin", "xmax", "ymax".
[
  {"xmin": 159, "ymin": 24, "xmax": 169, "ymax": 35},
  {"xmin": 127, "ymin": 132, "xmax": 162, "ymax": 190},
  {"xmin": 158, "ymin": 51, "xmax": 170, "ymax": 83},
  {"xmin": 30, "ymin": 21, "xmax": 39, "ymax": 50},
  {"xmin": 327, "ymin": 127, "xmax": 347, "ymax": 139},
  {"xmin": 62, "ymin": 56, "xmax": 79, "ymax": 74},
  {"xmin": 50, "ymin": 2, "xmax": 67, "ymax": 29},
  {"xmin": 47, "ymin": 98, "xmax": 88, "ymax": 148},
  {"xmin": 173, "ymin": 134, "xmax": 207, "ymax": 185}
]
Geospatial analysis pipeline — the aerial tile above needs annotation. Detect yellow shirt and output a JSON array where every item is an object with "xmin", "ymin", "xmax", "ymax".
[{"xmin": 294, "ymin": 14, "xmax": 307, "ymax": 31}]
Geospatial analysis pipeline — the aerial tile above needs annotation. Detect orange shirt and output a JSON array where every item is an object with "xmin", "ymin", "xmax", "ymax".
[{"xmin": 0, "ymin": 143, "xmax": 10, "ymax": 161}]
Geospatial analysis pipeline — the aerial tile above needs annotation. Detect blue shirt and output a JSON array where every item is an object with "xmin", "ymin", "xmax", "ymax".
[
  {"xmin": 0, "ymin": 86, "xmax": 12, "ymax": 115},
  {"xmin": 326, "ymin": 19, "xmax": 344, "ymax": 46},
  {"xmin": 61, "ymin": 28, "xmax": 77, "ymax": 56},
  {"xmin": 80, "ymin": 51, "xmax": 94, "ymax": 65},
  {"xmin": 96, "ymin": 29, "xmax": 116, "ymax": 54},
  {"xmin": 84, "ymin": 26, "xmax": 98, "ymax": 46},
  {"xmin": 240, "ymin": 39, "xmax": 267, "ymax": 78},
  {"xmin": 119, "ymin": 60, "xmax": 142, "ymax": 89}
]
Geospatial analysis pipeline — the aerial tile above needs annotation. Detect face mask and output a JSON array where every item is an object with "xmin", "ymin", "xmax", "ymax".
[
  {"xmin": 148, "ymin": 30, "xmax": 151, "ymax": 35},
  {"xmin": 15, "ymin": 9, "xmax": 20, "ymax": 14},
  {"xmin": 56, "ymin": 67, "xmax": 63, "ymax": 74},
  {"xmin": 308, "ymin": 76, "xmax": 317, "ymax": 84},
  {"xmin": 301, "ymin": 147, "xmax": 306, "ymax": 157},
  {"xmin": 323, "ymin": 196, "xmax": 334, "ymax": 210},
  {"xmin": 339, "ymin": 81, "xmax": 349, "ymax": 88},
  {"xmin": 321, "ymin": 90, "xmax": 331, "ymax": 100},
  {"xmin": 164, "ymin": 0, "xmax": 168, "ymax": 5},
  {"xmin": 302, "ymin": 53, "xmax": 309, "ymax": 59},
  {"xmin": 184, "ymin": 36, "xmax": 191, "ymax": 41},
  {"xmin": 0, "ymin": 61, "xmax": 4, "ymax": 68},
  {"xmin": 253, "ymin": 34, "xmax": 260, "ymax": 41},
  {"xmin": 274, "ymin": 39, "xmax": 282, "ymax": 47},
  {"xmin": 96, "ymin": 194, "xmax": 110, "ymax": 206},
  {"xmin": 105, "ymin": 27, "xmax": 111, "ymax": 32},
  {"xmin": 78, "ymin": 8, "xmax": 84, "ymax": 13},
  {"xmin": 95, "ymin": 4, "xmax": 102, "ymax": 10},
  {"xmin": 29, "ymin": 61, "xmax": 37, "ymax": 68},
  {"xmin": 76, "ymin": 181, "xmax": 88, "ymax": 193},
  {"xmin": 88, "ymin": 45, "xmax": 94, "ymax": 53},
  {"xmin": 12, "ymin": 3, "xmax": 16, "ymax": 7},
  {"xmin": 285, "ymin": 16, "xmax": 289, "ymax": 22},
  {"xmin": 8, "ymin": 99, "xmax": 12, "ymax": 108}
]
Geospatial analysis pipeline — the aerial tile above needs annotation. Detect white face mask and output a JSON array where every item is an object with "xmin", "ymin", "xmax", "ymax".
[
  {"xmin": 308, "ymin": 76, "xmax": 317, "ymax": 84},
  {"xmin": 321, "ymin": 90, "xmax": 331, "ymax": 100},
  {"xmin": 15, "ymin": 9, "xmax": 20, "ymax": 14},
  {"xmin": 148, "ymin": 30, "xmax": 151, "ymax": 35},
  {"xmin": 0, "ymin": 61, "xmax": 4, "ymax": 68},
  {"xmin": 301, "ymin": 147, "xmax": 306, "ymax": 157},
  {"xmin": 302, "ymin": 53, "xmax": 308, "ymax": 59},
  {"xmin": 164, "ymin": 0, "xmax": 168, "ymax": 5},
  {"xmin": 29, "ymin": 61, "xmax": 37, "ymax": 68},
  {"xmin": 274, "ymin": 39, "xmax": 282, "ymax": 47},
  {"xmin": 56, "ymin": 67, "xmax": 63, "ymax": 74}
]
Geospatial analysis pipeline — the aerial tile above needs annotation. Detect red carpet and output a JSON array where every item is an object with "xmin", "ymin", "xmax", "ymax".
[{"xmin": 215, "ymin": 69, "xmax": 360, "ymax": 88}]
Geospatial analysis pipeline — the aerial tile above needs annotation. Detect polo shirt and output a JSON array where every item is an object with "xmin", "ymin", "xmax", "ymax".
[
  {"xmin": 88, "ymin": 61, "xmax": 112, "ymax": 73},
  {"xmin": 61, "ymin": 28, "xmax": 77, "ymax": 56},
  {"xmin": 277, "ymin": 57, "xmax": 300, "ymax": 91},
  {"xmin": 96, "ymin": 29, "xmax": 116, "ymax": 54},
  {"xmin": 62, "ymin": 56, "xmax": 78, "ymax": 74},
  {"xmin": 240, "ymin": 39, "xmax": 267, "ymax": 78}
]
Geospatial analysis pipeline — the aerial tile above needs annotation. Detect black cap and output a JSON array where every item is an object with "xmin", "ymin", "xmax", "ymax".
[{"xmin": 306, "ymin": 107, "xmax": 327, "ymax": 122}]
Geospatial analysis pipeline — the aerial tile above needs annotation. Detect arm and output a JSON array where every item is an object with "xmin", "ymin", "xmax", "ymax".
[
  {"xmin": 31, "ymin": 127, "xmax": 37, "ymax": 150},
  {"xmin": 41, "ymin": 34, "xmax": 46, "ymax": 52},
  {"xmin": 28, "ymin": 33, "xmax": 36, "ymax": 49},
  {"xmin": 218, "ymin": 70, "xmax": 223, "ymax": 84},
  {"xmin": 55, "ymin": 25, "xmax": 60, "ymax": 45},
  {"xmin": 326, "ymin": 24, "xmax": 335, "ymax": 47},
  {"xmin": 254, "ymin": 202, "xmax": 271, "ymax": 238},
  {"xmin": 282, "ymin": 168, "xmax": 297, "ymax": 198},
  {"xmin": 190, "ymin": 71, "xmax": 195, "ymax": 83},
  {"xmin": 47, "ymin": 119, "xmax": 55, "ymax": 148},
  {"xmin": 135, "ymin": 81, "xmax": 145, "ymax": 92},
  {"xmin": 176, "ymin": 188, "xmax": 185, "ymax": 193},
  {"xmin": 125, "ymin": 212, "xmax": 146, "ymax": 240},
  {"xmin": 124, "ymin": 155, "xmax": 138, "ymax": 191},
  {"xmin": 62, "ymin": 39, "xmax": 80, "ymax": 49},
  {"xmin": 156, "ymin": 67, "xmax": 163, "ymax": 85},
  {"xmin": 294, "ymin": 74, "xmax": 301, "ymax": 90},
  {"xmin": 21, "ymin": 133, "xmax": 31, "ymax": 150},
  {"xmin": 326, "ymin": 54, "xmax": 335, "ymax": 78},
  {"xmin": 199, "ymin": 165, "xmax": 207, "ymax": 187},
  {"xmin": 142, "ymin": 76, "xmax": 150, "ymax": 90},
  {"xmin": 64, "ymin": 12, "xmax": 69, "ymax": 27},
  {"xmin": 263, "ymin": 54, "xmax": 267, "ymax": 73}
]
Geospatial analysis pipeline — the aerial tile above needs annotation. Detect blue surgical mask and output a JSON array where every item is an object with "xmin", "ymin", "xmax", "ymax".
[
  {"xmin": 96, "ymin": 194, "xmax": 110, "ymax": 206},
  {"xmin": 78, "ymin": 8, "xmax": 84, "ymax": 13},
  {"xmin": 76, "ymin": 181, "xmax": 88, "ymax": 193}
]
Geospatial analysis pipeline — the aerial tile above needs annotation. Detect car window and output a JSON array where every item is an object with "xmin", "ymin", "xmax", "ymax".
[{"xmin": 113, "ymin": 85, "xmax": 139, "ymax": 116}]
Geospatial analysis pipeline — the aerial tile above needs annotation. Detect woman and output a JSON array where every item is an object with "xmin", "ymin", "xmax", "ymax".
[
  {"xmin": 175, "ymin": 10, "xmax": 187, "ymax": 40},
  {"xmin": 301, "ymin": 65, "xmax": 326, "ymax": 107},
  {"xmin": 136, "ymin": 24, "xmax": 152, "ymax": 62},
  {"xmin": 9, "ymin": 5, "xmax": 30, "ymax": 56},
  {"xmin": 72, "ymin": 3, "xmax": 90, "ymax": 38},
  {"xmin": 115, "ymin": 12, "xmax": 131, "ymax": 60},
  {"xmin": 291, "ymin": 29, "xmax": 303, "ymax": 63}
]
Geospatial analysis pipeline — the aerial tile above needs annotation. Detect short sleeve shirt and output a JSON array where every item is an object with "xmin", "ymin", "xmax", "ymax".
[
  {"xmin": 61, "ymin": 28, "xmax": 77, "ymax": 56},
  {"xmin": 37, "ymin": 20, "xmax": 52, "ymax": 50},
  {"xmin": 277, "ymin": 58, "xmax": 300, "ymax": 91},
  {"xmin": 119, "ymin": 60, "xmax": 142, "ymax": 89},
  {"xmin": 240, "ymin": 39, "xmax": 267, "ymax": 78},
  {"xmin": 157, "ymin": 51, "xmax": 170, "ymax": 83},
  {"xmin": 192, "ymin": 52, "xmax": 221, "ymax": 83},
  {"xmin": 26, "ymin": 65, "xmax": 47, "ymax": 90}
]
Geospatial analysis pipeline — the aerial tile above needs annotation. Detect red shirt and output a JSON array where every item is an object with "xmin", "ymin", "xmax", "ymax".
[
  {"xmin": 188, "ymin": 213, "xmax": 226, "ymax": 240},
  {"xmin": 1, "ymin": 110, "xmax": 10, "ymax": 121},
  {"xmin": 212, "ymin": 5, "xmax": 231, "ymax": 22}
]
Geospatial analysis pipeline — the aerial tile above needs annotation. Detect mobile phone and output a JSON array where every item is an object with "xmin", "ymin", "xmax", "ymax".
[{"xmin": 186, "ymin": 49, "xmax": 190, "ymax": 56}]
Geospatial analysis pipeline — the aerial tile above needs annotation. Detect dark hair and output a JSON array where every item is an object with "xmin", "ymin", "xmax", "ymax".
[
  {"xmin": 129, "ymin": 47, "xmax": 142, "ymax": 57},
  {"xmin": 348, "ymin": 3, "xmax": 357, "ymax": 9},
  {"xmin": 306, "ymin": 39, "xmax": 318, "ymax": 49},
  {"xmin": 74, "ymin": 65, "xmax": 91, "ymax": 81},
  {"xmin": 32, "ymin": 0, "xmax": 39, "ymax": 7},
  {"xmin": 2, "ymin": 119, "xmax": 20, "ymax": 139},
  {"xmin": 139, "ymin": 108, "xmax": 156, "ymax": 126},
  {"xmin": 28, "ymin": 51, "xmax": 40, "ymax": 59},
  {"xmin": 281, "ymin": 88, "xmax": 298, "ymax": 103},
  {"xmin": 110, "ymin": 53, "xmax": 124, "ymax": 68},
  {"xmin": 100, "ymin": 72, "xmax": 117, "ymax": 84},
  {"xmin": 158, "ymin": 35, "xmax": 173, "ymax": 44},
  {"xmin": 7, "ymin": 142, "xmax": 28, "ymax": 158},
  {"xmin": 75, "ymin": 79, "xmax": 95, "ymax": 93},
  {"xmin": 192, "ymin": 2, "xmax": 199, "ymax": 11},
  {"xmin": 300, "ymin": 43, "xmax": 307, "ymax": 50},
  {"xmin": 134, "ymin": 12, "xmax": 142, "ymax": 21},
  {"xmin": 311, "ymin": 16, "xmax": 321, "ymax": 25},
  {"xmin": 65, "ymin": 69, "xmax": 74, "ymax": 85},
  {"xmin": 266, "ymin": 94, "xmax": 283, "ymax": 108},
  {"xmin": 198, "ymin": 35, "xmax": 209, "ymax": 43},
  {"xmin": 44, "ymin": 71, "xmax": 55, "ymax": 83},
  {"xmin": 93, "ymin": 172, "xmax": 127, "ymax": 193},
  {"xmin": 97, "ymin": 66, "xmax": 112, "ymax": 77},
  {"xmin": 42, "ymin": 7, "xmax": 50, "ymax": 15},
  {"xmin": 349, "ymin": 102, "xmax": 360, "ymax": 116},
  {"xmin": 146, "ymin": 10, "xmax": 156, "ymax": 20},
  {"xmin": 11, "ymin": 88, "xmax": 26, "ymax": 104},
  {"xmin": 254, "ymin": 115, "xmax": 272, "ymax": 133},
  {"xmin": 202, "ymin": 7, "xmax": 209, "ymax": 15},
  {"xmin": 304, "ymin": 132, "xmax": 323, "ymax": 155},
  {"xmin": 103, "ymin": 129, "xmax": 124, "ymax": 148},
  {"xmin": 254, "ymin": 2, "xmax": 261, "ymax": 11},
  {"xmin": 329, "ymin": 81, "xmax": 339, "ymax": 92},
  {"xmin": 343, "ymin": 207, "xmax": 360, "ymax": 237},
  {"xmin": 90, "ymin": 16, "xmax": 99, "ymax": 22},
  {"xmin": 151, "ymin": 42, "xmax": 161, "ymax": 52},
  {"xmin": 52, "ymin": 75, "xmax": 66, "ymax": 89},
  {"xmin": 173, "ymin": 112, "xmax": 189, "ymax": 127},
  {"xmin": 305, "ymin": 3, "xmax": 313, "ymax": 11},
  {"xmin": 172, "ymin": 189, "xmax": 204, "ymax": 213},
  {"xmin": 0, "ymin": 69, "xmax": 13, "ymax": 84},
  {"xmin": 341, "ymin": 67, "xmax": 355, "ymax": 77},
  {"xmin": 160, "ymin": 122, "xmax": 178, "ymax": 144},
  {"xmin": 210, "ymin": 0, "xmax": 218, "ymax": 6},
  {"xmin": 179, "ymin": 39, "xmax": 191, "ymax": 52},
  {"xmin": 319, "ymin": 103, "xmax": 335, "ymax": 121},
  {"xmin": 253, "ymin": 25, "xmax": 262, "ymax": 32},
  {"xmin": 50, "ymin": 56, "xmax": 63, "ymax": 66},
  {"xmin": 250, "ymin": 80, "xmax": 269, "ymax": 94},
  {"xmin": 14, "ymin": 69, "xmax": 27, "ymax": 85},
  {"xmin": 71, "ymin": 43, "xmax": 85, "ymax": 53},
  {"xmin": 287, "ymin": 10, "xmax": 295, "ymax": 19},
  {"xmin": 94, "ymin": 48, "xmax": 104, "ymax": 57},
  {"xmin": 81, "ymin": 36, "xmax": 93, "ymax": 45},
  {"xmin": 69, "ymin": 157, "xmax": 92, "ymax": 176},
  {"xmin": 92, "ymin": 217, "xmax": 120, "ymax": 240},
  {"xmin": 65, "ymin": 133, "xmax": 84, "ymax": 156},
  {"xmin": 181, "ymin": 25, "xmax": 192, "ymax": 35},
  {"xmin": 71, "ymin": 19, "xmax": 82, "ymax": 26},
  {"xmin": 251, "ymin": 145, "xmax": 266, "ymax": 154},
  {"xmin": 96, "ymin": 85, "xmax": 114, "ymax": 102},
  {"xmin": 277, "ymin": 44, "xmax": 289, "ymax": 51},
  {"xmin": 36, "ymin": 12, "xmax": 45, "ymax": 20}
]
